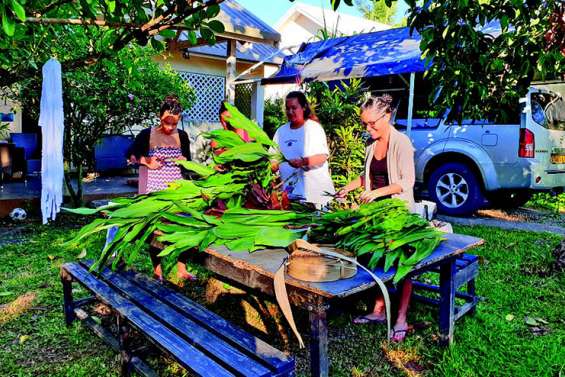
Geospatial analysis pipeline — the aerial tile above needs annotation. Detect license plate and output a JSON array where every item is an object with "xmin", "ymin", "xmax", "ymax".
[{"xmin": 551, "ymin": 154, "xmax": 565, "ymax": 164}]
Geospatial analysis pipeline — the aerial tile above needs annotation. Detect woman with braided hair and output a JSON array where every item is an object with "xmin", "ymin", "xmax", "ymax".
[
  {"xmin": 128, "ymin": 95, "xmax": 195, "ymax": 282},
  {"xmin": 336, "ymin": 93, "xmax": 416, "ymax": 342}
]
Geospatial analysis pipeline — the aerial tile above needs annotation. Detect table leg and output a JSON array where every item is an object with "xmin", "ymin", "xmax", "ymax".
[
  {"xmin": 309, "ymin": 305, "xmax": 329, "ymax": 377},
  {"xmin": 60, "ymin": 269, "xmax": 75, "ymax": 326},
  {"xmin": 467, "ymin": 278, "xmax": 477, "ymax": 315},
  {"xmin": 439, "ymin": 257, "xmax": 456, "ymax": 346}
]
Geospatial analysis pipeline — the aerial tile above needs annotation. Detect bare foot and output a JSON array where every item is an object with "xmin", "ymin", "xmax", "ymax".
[
  {"xmin": 153, "ymin": 264, "xmax": 163, "ymax": 281},
  {"xmin": 353, "ymin": 312, "xmax": 386, "ymax": 324},
  {"xmin": 177, "ymin": 263, "xmax": 197, "ymax": 281}
]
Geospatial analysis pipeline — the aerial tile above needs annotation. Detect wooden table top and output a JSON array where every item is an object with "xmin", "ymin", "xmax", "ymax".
[{"xmin": 192, "ymin": 232, "xmax": 484, "ymax": 300}]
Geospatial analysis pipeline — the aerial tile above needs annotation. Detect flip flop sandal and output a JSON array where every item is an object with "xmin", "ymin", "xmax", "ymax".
[
  {"xmin": 352, "ymin": 314, "xmax": 386, "ymax": 325},
  {"xmin": 391, "ymin": 328, "xmax": 409, "ymax": 342}
]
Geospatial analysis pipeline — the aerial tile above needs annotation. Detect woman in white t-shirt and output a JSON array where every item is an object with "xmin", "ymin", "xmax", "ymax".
[{"xmin": 272, "ymin": 91, "xmax": 335, "ymax": 207}]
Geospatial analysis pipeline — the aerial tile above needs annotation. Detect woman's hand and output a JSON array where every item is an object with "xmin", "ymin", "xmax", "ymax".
[
  {"xmin": 335, "ymin": 188, "xmax": 349, "ymax": 199},
  {"xmin": 288, "ymin": 158, "xmax": 305, "ymax": 169},
  {"xmin": 176, "ymin": 156, "xmax": 187, "ymax": 161},
  {"xmin": 143, "ymin": 157, "xmax": 162, "ymax": 170},
  {"xmin": 359, "ymin": 189, "xmax": 380, "ymax": 203},
  {"xmin": 127, "ymin": 155, "xmax": 138, "ymax": 165}
]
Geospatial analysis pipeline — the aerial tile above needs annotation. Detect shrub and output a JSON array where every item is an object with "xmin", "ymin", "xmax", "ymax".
[
  {"xmin": 263, "ymin": 97, "xmax": 286, "ymax": 138},
  {"xmin": 305, "ymin": 79, "xmax": 366, "ymax": 187}
]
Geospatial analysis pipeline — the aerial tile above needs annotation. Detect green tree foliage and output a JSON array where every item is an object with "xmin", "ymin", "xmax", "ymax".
[
  {"xmin": 355, "ymin": 0, "xmax": 398, "ymax": 26},
  {"xmin": 305, "ymin": 79, "xmax": 366, "ymax": 187},
  {"xmin": 334, "ymin": 0, "xmax": 565, "ymax": 122},
  {"xmin": 409, "ymin": 0, "xmax": 565, "ymax": 122},
  {"xmin": 0, "ymin": 0, "xmax": 225, "ymax": 87},
  {"xmin": 263, "ymin": 97, "xmax": 286, "ymax": 138},
  {"xmin": 7, "ymin": 38, "xmax": 195, "ymax": 206}
]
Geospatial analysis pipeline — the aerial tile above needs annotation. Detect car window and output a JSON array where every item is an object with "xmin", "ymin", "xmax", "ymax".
[
  {"xmin": 531, "ymin": 99, "xmax": 546, "ymax": 126},
  {"xmin": 531, "ymin": 92, "xmax": 565, "ymax": 130}
]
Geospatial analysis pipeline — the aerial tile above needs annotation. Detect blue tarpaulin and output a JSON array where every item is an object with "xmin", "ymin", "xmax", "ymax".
[
  {"xmin": 262, "ymin": 27, "xmax": 427, "ymax": 84},
  {"xmin": 262, "ymin": 23, "xmax": 503, "ymax": 84}
]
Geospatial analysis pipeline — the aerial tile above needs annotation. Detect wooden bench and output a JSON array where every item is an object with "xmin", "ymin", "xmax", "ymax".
[
  {"xmin": 60, "ymin": 261, "xmax": 295, "ymax": 377},
  {"xmin": 410, "ymin": 253, "xmax": 480, "ymax": 320}
]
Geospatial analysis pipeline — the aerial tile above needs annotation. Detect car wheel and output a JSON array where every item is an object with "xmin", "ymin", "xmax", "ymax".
[{"xmin": 428, "ymin": 162, "xmax": 485, "ymax": 216}]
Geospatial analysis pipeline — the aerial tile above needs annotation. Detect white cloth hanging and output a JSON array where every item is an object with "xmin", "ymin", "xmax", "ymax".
[{"xmin": 39, "ymin": 58, "xmax": 65, "ymax": 224}]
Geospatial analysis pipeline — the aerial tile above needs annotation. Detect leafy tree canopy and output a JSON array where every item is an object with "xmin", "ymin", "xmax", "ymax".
[
  {"xmin": 0, "ymin": 0, "xmax": 226, "ymax": 87},
  {"xmin": 336, "ymin": 0, "xmax": 565, "ymax": 122},
  {"xmin": 5, "ymin": 26, "xmax": 194, "ymax": 205},
  {"xmin": 355, "ymin": 0, "xmax": 399, "ymax": 26}
]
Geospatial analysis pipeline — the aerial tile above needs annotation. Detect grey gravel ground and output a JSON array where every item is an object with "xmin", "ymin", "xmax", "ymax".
[{"xmin": 438, "ymin": 207, "xmax": 565, "ymax": 235}]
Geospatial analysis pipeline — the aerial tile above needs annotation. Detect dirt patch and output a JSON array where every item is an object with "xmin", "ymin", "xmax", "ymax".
[
  {"xmin": 477, "ymin": 207, "xmax": 565, "ymax": 228},
  {"xmin": 381, "ymin": 344, "xmax": 426, "ymax": 377},
  {"xmin": 0, "ymin": 292, "xmax": 37, "ymax": 325}
]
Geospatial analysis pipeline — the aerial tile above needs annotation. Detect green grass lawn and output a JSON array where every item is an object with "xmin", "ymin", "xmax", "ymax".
[{"xmin": 0, "ymin": 217, "xmax": 563, "ymax": 377}]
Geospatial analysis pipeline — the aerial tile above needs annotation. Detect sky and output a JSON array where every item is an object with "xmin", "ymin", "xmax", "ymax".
[{"xmin": 236, "ymin": 0, "xmax": 408, "ymax": 27}]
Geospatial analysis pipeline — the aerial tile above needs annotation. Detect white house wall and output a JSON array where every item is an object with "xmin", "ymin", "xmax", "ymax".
[{"xmin": 278, "ymin": 14, "xmax": 319, "ymax": 49}]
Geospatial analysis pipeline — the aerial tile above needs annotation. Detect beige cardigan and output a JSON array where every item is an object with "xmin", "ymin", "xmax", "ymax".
[{"xmin": 364, "ymin": 126, "xmax": 415, "ymax": 209}]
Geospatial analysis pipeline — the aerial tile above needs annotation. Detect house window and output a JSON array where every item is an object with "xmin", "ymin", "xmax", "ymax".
[{"xmin": 177, "ymin": 71, "xmax": 226, "ymax": 123}]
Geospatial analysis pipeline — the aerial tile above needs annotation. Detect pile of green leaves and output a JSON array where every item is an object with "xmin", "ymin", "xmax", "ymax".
[
  {"xmin": 65, "ymin": 103, "xmax": 284, "ymax": 271},
  {"xmin": 155, "ymin": 208, "xmax": 312, "ymax": 259},
  {"xmin": 309, "ymin": 199, "xmax": 444, "ymax": 283}
]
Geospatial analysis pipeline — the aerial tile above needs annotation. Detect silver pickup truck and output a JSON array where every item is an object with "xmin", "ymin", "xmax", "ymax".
[{"xmin": 396, "ymin": 81, "xmax": 565, "ymax": 216}]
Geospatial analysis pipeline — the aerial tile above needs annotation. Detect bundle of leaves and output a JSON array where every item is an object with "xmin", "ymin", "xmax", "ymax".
[
  {"xmin": 309, "ymin": 199, "xmax": 444, "ymax": 283},
  {"xmin": 64, "ymin": 104, "xmax": 289, "ymax": 271},
  {"xmin": 155, "ymin": 208, "xmax": 313, "ymax": 260}
]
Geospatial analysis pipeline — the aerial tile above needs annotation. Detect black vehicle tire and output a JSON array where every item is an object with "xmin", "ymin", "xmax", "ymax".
[
  {"xmin": 428, "ymin": 162, "xmax": 485, "ymax": 216},
  {"xmin": 488, "ymin": 190, "xmax": 532, "ymax": 209}
]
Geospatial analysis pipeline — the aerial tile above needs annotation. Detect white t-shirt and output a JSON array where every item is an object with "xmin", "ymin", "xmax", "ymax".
[{"xmin": 273, "ymin": 119, "xmax": 335, "ymax": 206}]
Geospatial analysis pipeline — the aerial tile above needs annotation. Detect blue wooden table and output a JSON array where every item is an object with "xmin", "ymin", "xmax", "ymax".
[{"xmin": 159, "ymin": 232, "xmax": 483, "ymax": 377}]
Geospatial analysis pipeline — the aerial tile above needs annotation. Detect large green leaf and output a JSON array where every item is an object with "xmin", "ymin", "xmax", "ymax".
[
  {"xmin": 254, "ymin": 227, "xmax": 303, "ymax": 247},
  {"xmin": 2, "ymin": 7, "xmax": 16, "ymax": 36},
  {"xmin": 157, "ymin": 231, "xmax": 208, "ymax": 257},
  {"xmin": 224, "ymin": 237, "xmax": 256, "ymax": 252},
  {"xmin": 203, "ymin": 129, "xmax": 246, "ymax": 148},
  {"xmin": 10, "ymin": 0, "xmax": 25, "ymax": 22},
  {"xmin": 110, "ymin": 199, "xmax": 170, "ymax": 218},
  {"xmin": 213, "ymin": 143, "xmax": 270, "ymax": 164},
  {"xmin": 176, "ymin": 160, "xmax": 216, "ymax": 178},
  {"xmin": 224, "ymin": 103, "xmax": 274, "ymax": 146}
]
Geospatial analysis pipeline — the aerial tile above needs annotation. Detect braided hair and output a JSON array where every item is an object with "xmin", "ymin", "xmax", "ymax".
[
  {"xmin": 160, "ymin": 95, "xmax": 183, "ymax": 117},
  {"xmin": 360, "ymin": 94, "xmax": 395, "ymax": 114}
]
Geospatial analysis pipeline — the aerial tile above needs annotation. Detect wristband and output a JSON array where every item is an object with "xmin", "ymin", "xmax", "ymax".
[{"xmin": 301, "ymin": 157, "xmax": 307, "ymax": 168}]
